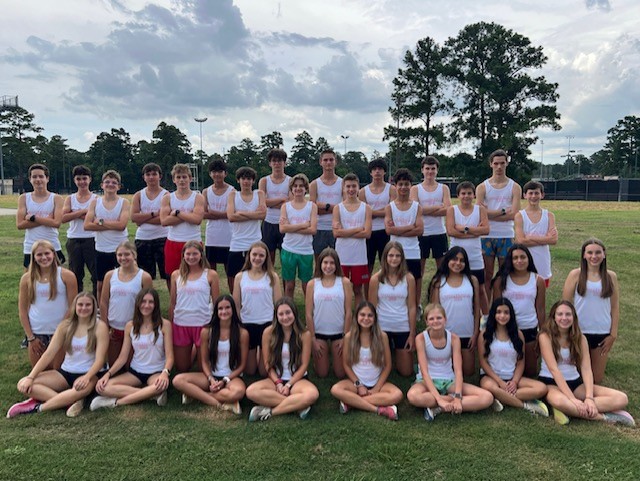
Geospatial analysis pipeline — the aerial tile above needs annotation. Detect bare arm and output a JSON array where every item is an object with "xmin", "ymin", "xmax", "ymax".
[{"xmin": 535, "ymin": 275, "xmax": 546, "ymax": 328}]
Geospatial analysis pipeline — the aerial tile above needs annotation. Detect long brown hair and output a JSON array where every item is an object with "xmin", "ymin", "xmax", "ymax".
[
  {"xmin": 62, "ymin": 292, "xmax": 99, "ymax": 355},
  {"xmin": 267, "ymin": 297, "xmax": 305, "ymax": 377},
  {"xmin": 312, "ymin": 247, "xmax": 343, "ymax": 278},
  {"xmin": 345, "ymin": 301, "xmax": 385, "ymax": 368},
  {"xmin": 27, "ymin": 240, "xmax": 60, "ymax": 304},
  {"xmin": 577, "ymin": 238, "xmax": 613, "ymax": 298},
  {"xmin": 132, "ymin": 288, "xmax": 163, "ymax": 344},
  {"xmin": 240, "ymin": 241, "xmax": 276, "ymax": 287},
  {"xmin": 208, "ymin": 295, "xmax": 243, "ymax": 372},
  {"xmin": 540, "ymin": 300, "xmax": 583, "ymax": 367},
  {"xmin": 377, "ymin": 241, "xmax": 408, "ymax": 284},
  {"xmin": 178, "ymin": 241, "xmax": 210, "ymax": 285}
]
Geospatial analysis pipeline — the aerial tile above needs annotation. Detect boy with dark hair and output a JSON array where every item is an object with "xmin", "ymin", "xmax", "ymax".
[
  {"xmin": 259, "ymin": 148, "xmax": 291, "ymax": 264},
  {"xmin": 62, "ymin": 165, "xmax": 97, "ymax": 295},
  {"xmin": 310, "ymin": 149, "xmax": 343, "ymax": 259}
]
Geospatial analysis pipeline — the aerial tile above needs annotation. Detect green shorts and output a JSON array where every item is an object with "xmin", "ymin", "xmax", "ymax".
[
  {"xmin": 415, "ymin": 373, "xmax": 454, "ymax": 395},
  {"xmin": 281, "ymin": 249, "xmax": 313, "ymax": 282}
]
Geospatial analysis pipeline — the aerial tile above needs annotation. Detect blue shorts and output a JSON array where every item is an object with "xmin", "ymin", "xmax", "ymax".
[{"xmin": 482, "ymin": 238, "xmax": 513, "ymax": 258}]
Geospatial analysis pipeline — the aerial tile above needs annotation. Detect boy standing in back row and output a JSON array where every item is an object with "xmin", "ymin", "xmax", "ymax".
[
  {"xmin": 310, "ymin": 149, "xmax": 343, "ymax": 260},
  {"xmin": 259, "ymin": 148, "xmax": 291, "ymax": 265}
]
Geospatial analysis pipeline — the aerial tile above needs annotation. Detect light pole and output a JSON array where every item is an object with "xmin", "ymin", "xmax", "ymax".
[
  {"xmin": 540, "ymin": 139, "xmax": 544, "ymax": 178},
  {"xmin": 340, "ymin": 135, "xmax": 349, "ymax": 156},
  {"xmin": 565, "ymin": 135, "xmax": 575, "ymax": 177},
  {"xmin": 0, "ymin": 95, "xmax": 19, "ymax": 195},
  {"xmin": 194, "ymin": 117, "xmax": 207, "ymax": 162}
]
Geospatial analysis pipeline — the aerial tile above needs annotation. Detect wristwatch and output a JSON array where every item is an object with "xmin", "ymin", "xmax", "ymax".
[
  {"xmin": 354, "ymin": 379, "xmax": 362, "ymax": 387},
  {"xmin": 98, "ymin": 218, "xmax": 104, "ymax": 226},
  {"xmin": 325, "ymin": 203, "xmax": 331, "ymax": 212},
  {"xmin": 452, "ymin": 392, "xmax": 462, "ymax": 399},
  {"xmin": 501, "ymin": 208, "xmax": 506, "ymax": 215},
  {"xmin": 174, "ymin": 209, "xmax": 181, "ymax": 216},
  {"xmin": 29, "ymin": 214, "xmax": 36, "ymax": 222},
  {"xmin": 464, "ymin": 226, "xmax": 469, "ymax": 234}
]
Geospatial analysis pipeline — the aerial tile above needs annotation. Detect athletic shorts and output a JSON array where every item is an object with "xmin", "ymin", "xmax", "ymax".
[
  {"xmin": 470, "ymin": 268, "xmax": 485, "ymax": 285},
  {"xmin": 227, "ymin": 250, "xmax": 248, "ymax": 279},
  {"xmin": 31, "ymin": 334, "xmax": 54, "ymax": 349},
  {"xmin": 245, "ymin": 322, "xmax": 270, "ymax": 350},
  {"xmin": 129, "ymin": 367, "xmax": 158, "ymax": 385},
  {"xmin": 281, "ymin": 249, "xmax": 313, "ymax": 282},
  {"xmin": 135, "ymin": 238, "xmax": 167, "ymax": 280},
  {"xmin": 419, "ymin": 234, "xmax": 449, "ymax": 259},
  {"xmin": 109, "ymin": 328, "xmax": 125, "ymax": 342},
  {"xmin": 432, "ymin": 378, "xmax": 455, "ymax": 395},
  {"xmin": 24, "ymin": 250, "xmax": 66, "ymax": 269},
  {"xmin": 316, "ymin": 333, "xmax": 344, "ymax": 342},
  {"xmin": 172, "ymin": 324, "xmax": 204, "ymax": 347},
  {"xmin": 261, "ymin": 221, "xmax": 284, "ymax": 253},
  {"xmin": 406, "ymin": 258, "xmax": 422, "ymax": 280},
  {"xmin": 459, "ymin": 337, "xmax": 472, "ymax": 350},
  {"xmin": 539, "ymin": 375, "xmax": 583, "ymax": 393},
  {"xmin": 313, "ymin": 230, "xmax": 336, "ymax": 255},
  {"xmin": 367, "ymin": 230, "xmax": 390, "ymax": 267},
  {"xmin": 164, "ymin": 239, "xmax": 187, "ymax": 276},
  {"xmin": 521, "ymin": 327, "xmax": 538, "ymax": 344},
  {"xmin": 342, "ymin": 265, "xmax": 370, "ymax": 286},
  {"xmin": 96, "ymin": 251, "xmax": 118, "ymax": 281},
  {"xmin": 385, "ymin": 331, "xmax": 410, "ymax": 351},
  {"xmin": 482, "ymin": 237, "xmax": 513, "ymax": 258},
  {"xmin": 205, "ymin": 246, "xmax": 230, "ymax": 267},
  {"xmin": 57, "ymin": 368, "xmax": 85, "ymax": 388},
  {"xmin": 584, "ymin": 333, "xmax": 609, "ymax": 350},
  {"xmin": 544, "ymin": 278, "xmax": 550, "ymax": 289}
]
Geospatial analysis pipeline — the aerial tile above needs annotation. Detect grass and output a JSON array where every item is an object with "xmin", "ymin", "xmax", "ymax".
[{"xmin": 0, "ymin": 198, "xmax": 639, "ymax": 480}]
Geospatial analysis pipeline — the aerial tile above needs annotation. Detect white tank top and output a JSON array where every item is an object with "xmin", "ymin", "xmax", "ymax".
[
  {"xmin": 364, "ymin": 184, "xmax": 391, "ymax": 231},
  {"xmin": 574, "ymin": 280, "xmax": 612, "ymax": 334},
  {"xmin": 130, "ymin": 329, "xmax": 165, "ymax": 374},
  {"xmin": 94, "ymin": 197, "xmax": 128, "ymax": 252},
  {"xmin": 229, "ymin": 191, "xmax": 261, "ymax": 252},
  {"xmin": 265, "ymin": 175, "xmax": 291, "ymax": 224},
  {"xmin": 61, "ymin": 335, "xmax": 96, "ymax": 374},
  {"xmin": 503, "ymin": 273, "xmax": 538, "ymax": 330},
  {"xmin": 135, "ymin": 188, "xmax": 169, "ymax": 240},
  {"xmin": 312, "ymin": 277, "xmax": 346, "ymax": 336},
  {"xmin": 335, "ymin": 202, "xmax": 367, "ymax": 266},
  {"xmin": 520, "ymin": 209, "xmax": 552, "ymax": 279},
  {"xmin": 281, "ymin": 201, "xmax": 314, "ymax": 255},
  {"xmin": 239, "ymin": 272, "xmax": 274, "ymax": 325},
  {"xmin": 280, "ymin": 342, "xmax": 294, "ymax": 381},
  {"xmin": 424, "ymin": 329, "xmax": 455, "ymax": 380},
  {"xmin": 352, "ymin": 346, "xmax": 382, "ymax": 388},
  {"xmin": 211, "ymin": 338, "xmax": 232, "ymax": 377},
  {"xmin": 204, "ymin": 185, "xmax": 233, "ymax": 247},
  {"xmin": 417, "ymin": 183, "xmax": 446, "ymax": 235},
  {"xmin": 377, "ymin": 277, "xmax": 409, "ymax": 333},
  {"xmin": 24, "ymin": 193, "xmax": 62, "ymax": 253},
  {"xmin": 107, "ymin": 268, "xmax": 144, "ymax": 331},
  {"xmin": 66, "ymin": 193, "xmax": 97, "ymax": 239},
  {"xmin": 315, "ymin": 177, "xmax": 343, "ymax": 230},
  {"xmin": 389, "ymin": 201, "xmax": 420, "ymax": 259},
  {"xmin": 449, "ymin": 205, "xmax": 483, "ymax": 271},
  {"xmin": 484, "ymin": 179, "xmax": 515, "ymax": 238},
  {"xmin": 483, "ymin": 337, "xmax": 518, "ymax": 380},
  {"xmin": 539, "ymin": 346, "xmax": 581, "ymax": 382},
  {"xmin": 28, "ymin": 267, "xmax": 68, "ymax": 335},
  {"xmin": 168, "ymin": 191, "xmax": 201, "ymax": 242},
  {"xmin": 438, "ymin": 276, "xmax": 474, "ymax": 338},
  {"xmin": 173, "ymin": 270, "xmax": 212, "ymax": 327}
]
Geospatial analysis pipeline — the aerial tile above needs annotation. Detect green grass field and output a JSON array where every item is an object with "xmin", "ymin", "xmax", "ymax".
[{"xmin": 0, "ymin": 197, "xmax": 639, "ymax": 480}]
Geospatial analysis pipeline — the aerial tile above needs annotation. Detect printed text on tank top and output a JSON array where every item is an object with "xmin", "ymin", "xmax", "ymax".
[
  {"xmin": 425, "ymin": 331, "xmax": 452, "ymax": 369},
  {"xmin": 440, "ymin": 275, "xmax": 472, "ymax": 302}
]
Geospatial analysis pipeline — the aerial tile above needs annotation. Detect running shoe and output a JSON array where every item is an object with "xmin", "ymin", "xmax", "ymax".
[
  {"xmin": 20, "ymin": 336, "xmax": 28, "ymax": 349},
  {"xmin": 492, "ymin": 399, "xmax": 504, "ymax": 412},
  {"xmin": 552, "ymin": 407, "xmax": 570, "ymax": 425},
  {"xmin": 155, "ymin": 391, "xmax": 168, "ymax": 407},
  {"xmin": 249, "ymin": 406, "xmax": 272, "ymax": 422},
  {"xmin": 299, "ymin": 406, "xmax": 312, "ymax": 420},
  {"xmin": 6, "ymin": 398, "xmax": 40, "ymax": 418},
  {"xmin": 66, "ymin": 399, "xmax": 85, "ymax": 417},
  {"xmin": 181, "ymin": 394, "xmax": 193, "ymax": 405},
  {"xmin": 89, "ymin": 396, "xmax": 116, "ymax": 412},
  {"xmin": 523, "ymin": 400, "xmax": 549, "ymax": 417},
  {"xmin": 424, "ymin": 407, "xmax": 441, "ymax": 421},
  {"xmin": 221, "ymin": 401, "xmax": 242, "ymax": 415},
  {"xmin": 377, "ymin": 405, "xmax": 398, "ymax": 421},
  {"xmin": 603, "ymin": 410, "xmax": 636, "ymax": 427},
  {"xmin": 339, "ymin": 401, "xmax": 350, "ymax": 414}
]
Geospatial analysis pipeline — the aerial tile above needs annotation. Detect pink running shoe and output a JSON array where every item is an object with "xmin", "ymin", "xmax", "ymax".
[
  {"xmin": 377, "ymin": 405, "xmax": 399, "ymax": 421},
  {"xmin": 6, "ymin": 398, "xmax": 40, "ymax": 418}
]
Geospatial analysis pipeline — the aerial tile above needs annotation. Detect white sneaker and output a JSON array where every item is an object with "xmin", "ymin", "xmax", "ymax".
[
  {"xmin": 66, "ymin": 399, "xmax": 85, "ymax": 417},
  {"xmin": 155, "ymin": 391, "xmax": 168, "ymax": 407},
  {"xmin": 181, "ymin": 394, "xmax": 192, "ymax": 405},
  {"xmin": 492, "ymin": 399, "xmax": 504, "ymax": 412},
  {"xmin": 89, "ymin": 396, "xmax": 116, "ymax": 411}
]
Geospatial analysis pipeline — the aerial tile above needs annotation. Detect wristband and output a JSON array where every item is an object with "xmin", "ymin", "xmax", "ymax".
[
  {"xmin": 285, "ymin": 382, "xmax": 293, "ymax": 390},
  {"xmin": 464, "ymin": 226, "xmax": 469, "ymax": 234},
  {"xmin": 26, "ymin": 336, "xmax": 36, "ymax": 343},
  {"xmin": 98, "ymin": 218, "xmax": 104, "ymax": 226},
  {"xmin": 162, "ymin": 368, "xmax": 170, "ymax": 376},
  {"xmin": 275, "ymin": 378, "xmax": 284, "ymax": 386},
  {"xmin": 222, "ymin": 376, "xmax": 231, "ymax": 385}
]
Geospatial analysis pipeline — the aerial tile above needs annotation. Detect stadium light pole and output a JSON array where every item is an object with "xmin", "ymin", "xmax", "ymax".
[
  {"xmin": 0, "ymin": 95, "xmax": 19, "ymax": 195},
  {"xmin": 340, "ymin": 135, "xmax": 349, "ymax": 156},
  {"xmin": 194, "ymin": 117, "xmax": 207, "ymax": 162}
]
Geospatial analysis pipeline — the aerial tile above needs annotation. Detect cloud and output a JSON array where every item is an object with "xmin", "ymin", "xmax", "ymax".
[{"xmin": 585, "ymin": 0, "xmax": 611, "ymax": 12}]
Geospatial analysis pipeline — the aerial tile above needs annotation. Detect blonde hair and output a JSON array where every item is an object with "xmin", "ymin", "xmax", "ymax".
[
  {"xmin": 178, "ymin": 241, "xmax": 209, "ymax": 285},
  {"xmin": 240, "ymin": 241, "xmax": 277, "ymax": 287},
  {"xmin": 377, "ymin": 241, "xmax": 408, "ymax": 284},
  {"xmin": 116, "ymin": 240, "xmax": 138, "ymax": 262},
  {"xmin": 26, "ymin": 240, "xmax": 60, "ymax": 304},
  {"xmin": 345, "ymin": 301, "xmax": 385, "ymax": 368},
  {"xmin": 62, "ymin": 292, "xmax": 99, "ymax": 355}
]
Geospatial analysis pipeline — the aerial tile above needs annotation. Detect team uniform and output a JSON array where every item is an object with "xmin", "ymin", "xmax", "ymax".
[
  {"xmin": 389, "ymin": 200, "xmax": 422, "ymax": 280},
  {"xmin": 363, "ymin": 184, "xmax": 391, "ymax": 267},
  {"xmin": 539, "ymin": 346, "xmax": 583, "ymax": 392},
  {"xmin": 204, "ymin": 184, "xmax": 233, "ymax": 268},
  {"xmin": 239, "ymin": 272, "xmax": 274, "ymax": 350},
  {"xmin": 502, "ymin": 273, "xmax": 539, "ymax": 343},
  {"xmin": 376, "ymin": 276, "xmax": 410, "ymax": 350},
  {"xmin": 261, "ymin": 175, "xmax": 290, "ymax": 253},
  {"xmin": 313, "ymin": 177, "xmax": 343, "ymax": 255},
  {"xmin": 352, "ymin": 346, "xmax": 383, "ymax": 389},
  {"xmin": 65, "ymin": 193, "xmax": 97, "ymax": 293},
  {"xmin": 27, "ymin": 266, "xmax": 69, "ymax": 348},
  {"xmin": 416, "ymin": 183, "xmax": 448, "ymax": 260},
  {"xmin": 227, "ymin": 191, "xmax": 262, "ymax": 278},
  {"xmin": 134, "ymin": 188, "xmax": 169, "ymax": 279},
  {"xmin": 23, "ymin": 192, "xmax": 64, "ymax": 267},
  {"xmin": 482, "ymin": 179, "xmax": 515, "ymax": 257},
  {"xmin": 573, "ymin": 280, "xmax": 612, "ymax": 349},
  {"xmin": 335, "ymin": 203, "xmax": 369, "ymax": 285},
  {"xmin": 210, "ymin": 338, "xmax": 233, "ymax": 379},
  {"xmin": 106, "ymin": 268, "xmax": 145, "ymax": 341},
  {"xmin": 481, "ymin": 336, "xmax": 518, "ymax": 380},
  {"xmin": 128, "ymin": 329, "xmax": 166, "ymax": 384},
  {"xmin": 312, "ymin": 277, "xmax": 346, "ymax": 341},
  {"xmin": 281, "ymin": 201, "xmax": 314, "ymax": 283},
  {"xmin": 519, "ymin": 209, "xmax": 552, "ymax": 280},
  {"xmin": 57, "ymin": 335, "xmax": 102, "ymax": 387},
  {"xmin": 449, "ymin": 205, "xmax": 485, "ymax": 283},
  {"xmin": 164, "ymin": 192, "xmax": 201, "ymax": 276},
  {"xmin": 172, "ymin": 270, "xmax": 212, "ymax": 348},
  {"xmin": 417, "ymin": 330, "xmax": 455, "ymax": 394},
  {"xmin": 437, "ymin": 276, "xmax": 475, "ymax": 348},
  {"xmin": 95, "ymin": 197, "xmax": 128, "ymax": 281}
]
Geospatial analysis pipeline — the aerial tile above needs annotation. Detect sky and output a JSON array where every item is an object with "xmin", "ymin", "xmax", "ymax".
[{"xmin": 1, "ymin": 0, "xmax": 639, "ymax": 166}]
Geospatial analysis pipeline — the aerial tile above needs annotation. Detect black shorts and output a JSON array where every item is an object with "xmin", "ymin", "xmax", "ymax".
[
  {"xmin": 206, "ymin": 246, "xmax": 230, "ymax": 267},
  {"xmin": 96, "ymin": 251, "xmax": 118, "ymax": 281},
  {"xmin": 316, "ymin": 333, "xmax": 344, "ymax": 342},
  {"xmin": 227, "ymin": 251, "xmax": 248, "ymax": 279},
  {"xmin": 406, "ymin": 258, "xmax": 422, "ymax": 280},
  {"xmin": 261, "ymin": 221, "xmax": 284, "ymax": 252},
  {"xmin": 129, "ymin": 367, "xmax": 158, "ymax": 385},
  {"xmin": 385, "ymin": 331, "xmax": 410, "ymax": 351},
  {"xmin": 24, "ymin": 250, "xmax": 66, "ymax": 269},
  {"xmin": 245, "ymin": 322, "xmax": 271, "ymax": 350},
  {"xmin": 312, "ymin": 230, "xmax": 336, "ymax": 256},
  {"xmin": 58, "ymin": 368, "xmax": 85, "ymax": 388},
  {"xmin": 470, "ymin": 268, "xmax": 485, "ymax": 285},
  {"xmin": 135, "ymin": 238, "xmax": 167, "ymax": 280},
  {"xmin": 419, "ymin": 233, "xmax": 448, "ymax": 259},
  {"xmin": 367, "ymin": 230, "xmax": 390, "ymax": 267},
  {"xmin": 521, "ymin": 327, "xmax": 538, "ymax": 344},
  {"xmin": 539, "ymin": 375, "xmax": 583, "ymax": 393},
  {"xmin": 584, "ymin": 333, "xmax": 609, "ymax": 350},
  {"xmin": 459, "ymin": 337, "xmax": 472, "ymax": 349}
]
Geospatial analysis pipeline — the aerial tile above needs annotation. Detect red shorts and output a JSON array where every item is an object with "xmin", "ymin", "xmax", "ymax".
[
  {"xmin": 544, "ymin": 278, "xmax": 550, "ymax": 289},
  {"xmin": 172, "ymin": 323, "xmax": 204, "ymax": 347},
  {"xmin": 164, "ymin": 239, "xmax": 187, "ymax": 276},
  {"xmin": 342, "ymin": 265, "xmax": 370, "ymax": 286},
  {"xmin": 109, "ymin": 328, "xmax": 125, "ymax": 342}
]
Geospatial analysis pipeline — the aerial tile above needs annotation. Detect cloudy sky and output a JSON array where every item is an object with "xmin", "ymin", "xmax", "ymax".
[{"xmin": 1, "ymin": 0, "xmax": 639, "ymax": 165}]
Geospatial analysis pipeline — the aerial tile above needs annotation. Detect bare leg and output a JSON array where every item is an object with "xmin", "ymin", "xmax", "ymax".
[
  {"xmin": 524, "ymin": 341, "xmax": 538, "ymax": 379},
  {"xmin": 457, "ymin": 383, "xmax": 493, "ymax": 412},
  {"xmin": 482, "ymin": 254, "xmax": 495, "ymax": 302},
  {"xmin": 394, "ymin": 349, "xmax": 414, "ymax": 377},
  {"xmin": 331, "ymin": 340, "xmax": 346, "ymax": 379},
  {"xmin": 331, "ymin": 380, "xmax": 402, "ymax": 412},
  {"xmin": 461, "ymin": 348, "xmax": 477, "ymax": 378},
  {"xmin": 312, "ymin": 340, "xmax": 330, "ymax": 378},
  {"xmin": 406, "ymin": 383, "xmax": 438, "ymax": 408},
  {"xmin": 589, "ymin": 347, "xmax": 608, "ymax": 385},
  {"xmin": 174, "ymin": 345, "xmax": 195, "ymax": 373}
]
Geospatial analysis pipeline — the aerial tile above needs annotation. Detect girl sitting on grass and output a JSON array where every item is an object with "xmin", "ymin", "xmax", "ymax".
[
  {"xmin": 246, "ymin": 297, "xmax": 318, "ymax": 421},
  {"xmin": 90, "ymin": 288, "xmax": 173, "ymax": 410},
  {"xmin": 330, "ymin": 301, "xmax": 403, "ymax": 420},
  {"xmin": 478, "ymin": 297, "xmax": 548, "ymax": 416},
  {"xmin": 172, "ymin": 294, "xmax": 249, "ymax": 414},
  {"xmin": 8, "ymin": 292, "xmax": 108, "ymax": 418},
  {"xmin": 407, "ymin": 303, "xmax": 493, "ymax": 421},
  {"xmin": 538, "ymin": 300, "xmax": 634, "ymax": 426}
]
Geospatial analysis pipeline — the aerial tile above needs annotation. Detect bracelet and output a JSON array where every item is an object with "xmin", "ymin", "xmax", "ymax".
[
  {"xmin": 452, "ymin": 392, "xmax": 462, "ymax": 399},
  {"xmin": 285, "ymin": 382, "xmax": 293, "ymax": 390},
  {"xmin": 222, "ymin": 376, "xmax": 231, "ymax": 385},
  {"xmin": 275, "ymin": 378, "xmax": 284, "ymax": 385},
  {"xmin": 162, "ymin": 368, "xmax": 170, "ymax": 376},
  {"xmin": 207, "ymin": 374, "xmax": 214, "ymax": 382},
  {"xmin": 105, "ymin": 371, "xmax": 112, "ymax": 377},
  {"xmin": 585, "ymin": 396, "xmax": 594, "ymax": 401},
  {"xmin": 26, "ymin": 336, "xmax": 36, "ymax": 343},
  {"xmin": 26, "ymin": 376, "xmax": 34, "ymax": 380}
]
